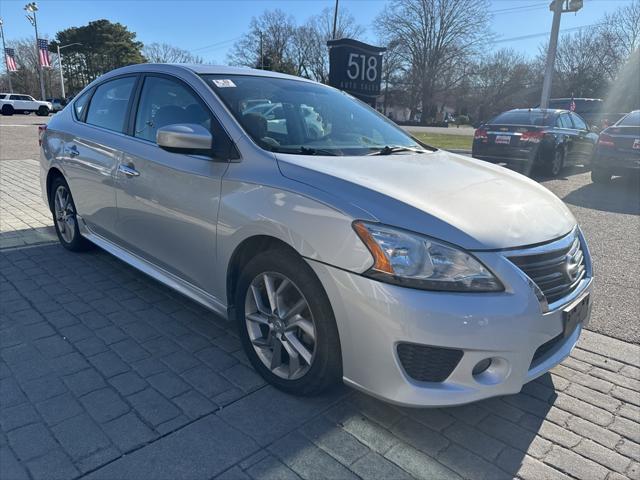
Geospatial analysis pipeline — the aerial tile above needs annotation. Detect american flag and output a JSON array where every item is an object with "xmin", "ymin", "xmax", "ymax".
[
  {"xmin": 37, "ymin": 38, "xmax": 51, "ymax": 68},
  {"xmin": 4, "ymin": 48, "xmax": 17, "ymax": 72}
]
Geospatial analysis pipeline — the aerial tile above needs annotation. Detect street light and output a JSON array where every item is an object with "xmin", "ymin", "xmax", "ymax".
[
  {"xmin": 0, "ymin": 18, "xmax": 13, "ymax": 93},
  {"xmin": 24, "ymin": 2, "xmax": 46, "ymax": 100},
  {"xmin": 56, "ymin": 42, "xmax": 81, "ymax": 99}
]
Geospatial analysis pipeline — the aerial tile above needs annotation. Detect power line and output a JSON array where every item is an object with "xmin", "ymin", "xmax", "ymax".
[
  {"xmin": 490, "ymin": 23, "xmax": 601, "ymax": 44},
  {"xmin": 489, "ymin": 2, "xmax": 547, "ymax": 14},
  {"xmin": 191, "ymin": 36, "xmax": 243, "ymax": 53}
]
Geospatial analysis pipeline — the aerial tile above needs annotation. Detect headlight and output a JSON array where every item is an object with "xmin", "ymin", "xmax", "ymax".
[{"xmin": 353, "ymin": 221, "xmax": 503, "ymax": 292}]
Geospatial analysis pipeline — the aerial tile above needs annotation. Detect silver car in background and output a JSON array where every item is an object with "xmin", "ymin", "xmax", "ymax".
[{"xmin": 40, "ymin": 64, "xmax": 593, "ymax": 406}]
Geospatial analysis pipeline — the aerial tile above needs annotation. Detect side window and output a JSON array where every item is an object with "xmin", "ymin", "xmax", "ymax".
[
  {"xmin": 134, "ymin": 76, "xmax": 212, "ymax": 143},
  {"xmin": 73, "ymin": 90, "xmax": 92, "ymax": 121},
  {"xmin": 9, "ymin": 95, "xmax": 21, "ymax": 100},
  {"xmin": 86, "ymin": 77, "xmax": 136, "ymax": 132},
  {"xmin": 557, "ymin": 114, "xmax": 572, "ymax": 129},
  {"xmin": 570, "ymin": 113, "xmax": 587, "ymax": 130}
]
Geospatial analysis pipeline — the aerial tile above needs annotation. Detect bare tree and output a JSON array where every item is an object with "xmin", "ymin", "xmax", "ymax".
[
  {"xmin": 143, "ymin": 42, "xmax": 203, "ymax": 64},
  {"xmin": 227, "ymin": 9, "xmax": 297, "ymax": 73},
  {"xmin": 376, "ymin": 0, "xmax": 491, "ymax": 124},
  {"xmin": 599, "ymin": 0, "xmax": 640, "ymax": 60},
  {"xmin": 299, "ymin": 6, "xmax": 365, "ymax": 83}
]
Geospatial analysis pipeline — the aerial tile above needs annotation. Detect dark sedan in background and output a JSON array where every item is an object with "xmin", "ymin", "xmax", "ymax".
[
  {"xmin": 472, "ymin": 109, "xmax": 598, "ymax": 177},
  {"xmin": 591, "ymin": 110, "xmax": 640, "ymax": 183}
]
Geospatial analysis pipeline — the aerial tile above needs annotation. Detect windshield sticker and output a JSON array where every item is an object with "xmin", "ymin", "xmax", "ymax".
[{"xmin": 212, "ymin": 79, "xmax": 236, "ymax": 88}]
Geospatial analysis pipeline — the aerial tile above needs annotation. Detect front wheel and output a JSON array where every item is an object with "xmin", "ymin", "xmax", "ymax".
[
  {"xmin": 37, "ymin": 106, "xmax": 50, "ymax": 116},
  {"xmin": 234, "ymin": 248, "xmax": 342, "ymax": 396},
  {"xmin": 50, "ymin": 177, "xmax": 93, "ymax": 252}
]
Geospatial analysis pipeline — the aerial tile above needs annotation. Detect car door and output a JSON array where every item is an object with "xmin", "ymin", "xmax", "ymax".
[
  {"xmin": 113, "ymin": 73, "xmax": 232, "ymax": 294},
  {"xmin": 9, "ymin": 94, "xmax": 28, "ymax": 111},
  {"xmin": 62, "ymin": 75, "xmax": 138, "ymax": 240},
  {"xmin": 569, "ymin": 112, "xmax": 597, "ymax": 164},
  {"xmin": 556, "ymin": 113, "xmax": 579, "ymax": 163}
]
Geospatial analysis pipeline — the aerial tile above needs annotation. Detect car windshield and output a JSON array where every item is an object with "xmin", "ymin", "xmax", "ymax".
[
  {"xmin": 490, "ymin": 111, "xmax": 554, "ymax": 126},
  {"xmin": 618, "ymin": 111, "xmax": 640, "ymax": 126},
  {"xmin": 202, "ymin": 74, "xmax": 426, "ymax": 156}
]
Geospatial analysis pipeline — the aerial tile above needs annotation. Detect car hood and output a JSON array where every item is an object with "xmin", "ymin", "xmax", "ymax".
[{"xmin": 276, "ymin": 150, "xmax": 576, "ymax": 250}]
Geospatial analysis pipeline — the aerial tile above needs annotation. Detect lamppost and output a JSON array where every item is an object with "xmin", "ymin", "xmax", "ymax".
[
  {"xmin": 0, "ymin": 18, "xmax": 13, "ymax": 93},
  {"xmin": 24, "ymin": 2, "xmax": 46, "ymax": 100},
  {"xmin": 56, "ymin": 43, "xmax": 81, "ymax": 99}
]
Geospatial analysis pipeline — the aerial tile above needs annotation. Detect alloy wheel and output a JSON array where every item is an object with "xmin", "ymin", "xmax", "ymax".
[
  {"xmin": 54, "ymin": 184, "xmax": 76, "ymax": 243},
  {"xmin": 244, "ymin": 272, "xmax": 317, "ymax": 380}
]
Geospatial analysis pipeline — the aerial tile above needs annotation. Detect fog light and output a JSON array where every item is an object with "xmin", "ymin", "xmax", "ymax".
[{"xmin": 472, "ymin": 358, "xmax": 492, "ymax": 376}]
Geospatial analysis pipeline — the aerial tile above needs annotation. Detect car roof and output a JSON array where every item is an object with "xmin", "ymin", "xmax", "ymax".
[
  {"xmin": 101, "ymin": 63, "xmax": 316, "ymax": 84},
  {"xmin": 504, "ymin": 108, "xmax": 567, "ymax": 115},
  {"xmin": 549, "ymin": 98, "xmax": 603, "ymax": 102}
]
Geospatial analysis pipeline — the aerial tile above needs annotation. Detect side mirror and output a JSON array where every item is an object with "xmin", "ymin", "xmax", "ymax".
[
  {"xmin": 590, "ymin": 125, "xmax": 601, "ymax": 134},
  {"xmin": 157, "ymin": 124, "xmax": 212, "ymax": 154}
]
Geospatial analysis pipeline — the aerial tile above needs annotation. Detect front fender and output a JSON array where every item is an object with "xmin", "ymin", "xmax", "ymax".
[{"xmin": 214, "ymin": 177, "xmax": 374, "ymax": 303}]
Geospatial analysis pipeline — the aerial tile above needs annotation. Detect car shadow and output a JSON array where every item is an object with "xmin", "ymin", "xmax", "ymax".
[{"xmin": 562, "ymin": 175, "xmax": 640, "ymax": 215}]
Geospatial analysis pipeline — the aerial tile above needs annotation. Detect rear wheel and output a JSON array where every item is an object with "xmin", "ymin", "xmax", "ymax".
[
  {"xmin": 50, "ymin": 176, "xmax": 92, "ymax": 252},
  {"xmin": 37, "ymin": 106, "xmax": 50, "ymax": 116},
  {"xmin": 1, "ymin": 105, "xmax": 14, "ymax": 116},
  {"xmin": 543, "ymin": 148, "xmax": 565, "ymax": 177},
  {"xmin": 233, "ymin": 248, "xmax": 342, "ymax": 396},
  {"xmin": 591, "ymin": 168, "xmax": 612, "ymax": 184}
]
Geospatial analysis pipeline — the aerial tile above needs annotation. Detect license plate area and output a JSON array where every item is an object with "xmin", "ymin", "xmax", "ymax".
[
  {"xmin": 563, "ymin": 293, "xmax": 589, "ymax": 337},
  {"xmin": 495, "ymin": 135, "xmax": 511, "ymax": 145}
]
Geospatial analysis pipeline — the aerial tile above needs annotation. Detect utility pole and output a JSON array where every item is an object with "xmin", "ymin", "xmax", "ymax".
[
  {"xmin": 332, "ymin": 0, "xmax": 339, "ymax": 40},
  {"xmin": 25, "ymin": 2, "xmax": 46, "ymax": 100},
  {"xmin": 0, "ymin": 18, "xmax": 13, "ymax": 93},
  {"xmin": 259, "ymin": 31, "xmax": 264, "ymax": 69},
  {"xmin": 540, "ymin": 0, "xmax": 583, "ymax": 109}
]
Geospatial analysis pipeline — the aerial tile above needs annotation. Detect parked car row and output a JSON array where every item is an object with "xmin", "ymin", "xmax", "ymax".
[{"xmin": 472, "ymin": 107, "xmax": 640, "ymax": 183}]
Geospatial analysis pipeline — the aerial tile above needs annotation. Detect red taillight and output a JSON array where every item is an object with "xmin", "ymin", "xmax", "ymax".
[
  {"xmin": 38, "ymin": 125, "xmax": 47, "ymax": 146},
  {"xmin": 521, "ymin": 130, "xmax": 545, "ymax": 143},
  {"xmin": 474, "ymin": 128, "xmax": 488, "ymax": 140},
  {"xmin": 598, "ymin": 133, "xmax": 615, "ymax": 148}
]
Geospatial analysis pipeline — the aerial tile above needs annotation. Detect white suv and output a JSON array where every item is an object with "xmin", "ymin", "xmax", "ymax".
[{"xmin": 0, "ymin": 93, "xmax": 52, "ymax": 116}]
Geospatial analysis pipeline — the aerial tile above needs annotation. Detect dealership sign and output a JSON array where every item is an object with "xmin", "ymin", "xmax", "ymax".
[{"xmin": 327, "ymin": 38, "xmax": 386, "ymax": 100}]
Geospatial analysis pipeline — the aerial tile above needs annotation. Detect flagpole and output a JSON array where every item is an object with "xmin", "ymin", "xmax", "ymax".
[
  {"xmin": 0, "ymin": 19, "xmax": 13, "ymax": 93},
  {"xmin": 25, "ymin": 3, "xmax": 46, "ymax": 100}
]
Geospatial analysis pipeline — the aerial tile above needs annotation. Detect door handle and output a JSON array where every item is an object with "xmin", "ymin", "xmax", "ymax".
[
  {"xmin": 118, "ymin": 164, "xmax": 140, "ymax": 177},
  {"xmin": 66, "ymin": 145, "xmax": 79, "ymax": 157}
]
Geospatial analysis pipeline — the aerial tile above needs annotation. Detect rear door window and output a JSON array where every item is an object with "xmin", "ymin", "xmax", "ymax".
[
  {"xmin": 570, "ymin": 113, "xmax": 587, "ymax": 130},
  {"xmin": 85, "ymin": 77, "xmax": 137, "ymax": 133},
  {"xmin": 73, "ymin": 90, "xmax": 92, "ymax": 121}
]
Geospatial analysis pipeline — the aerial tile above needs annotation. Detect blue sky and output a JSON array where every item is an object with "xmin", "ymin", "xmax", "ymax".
[{"xmin": 0, "ymin": 0, "xmax": 630, "ymax": 65}]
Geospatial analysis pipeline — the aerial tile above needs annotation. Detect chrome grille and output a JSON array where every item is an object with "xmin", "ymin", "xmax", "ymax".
[{"xmin": 509, "ymin": 233, "xmax": 586, "ymax": 305}]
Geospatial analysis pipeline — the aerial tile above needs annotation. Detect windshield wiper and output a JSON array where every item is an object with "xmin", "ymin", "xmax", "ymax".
[
  {"xmin": 269, "ymin": 145, "xmax": 338, "ymax": 156},
  {"xmin": 367, "ymin": 145, "xmax": 429, "ymax": 155}
]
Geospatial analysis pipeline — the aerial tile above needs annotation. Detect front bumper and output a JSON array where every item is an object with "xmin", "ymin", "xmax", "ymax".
[{"xmin": 308, "ymin": 238, "xmax": 592, "ymax": 407}]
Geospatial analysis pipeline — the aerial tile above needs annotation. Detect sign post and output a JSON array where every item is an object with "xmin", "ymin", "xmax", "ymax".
[{"xmin": 327, "ymin": 38, "xmax": 386, "ymax": 107}]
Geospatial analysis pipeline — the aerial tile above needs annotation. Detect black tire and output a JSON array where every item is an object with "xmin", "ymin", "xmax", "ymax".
[
  {"xmin": 591, "ymin": 168, "xmax": 612, "ymax": 184},
  {"xmin": 49, "ymin": 176, "xmax": 93, "ymax": 252},
  {"xmin": 37, "ymin": 106, "xmax": 50, "ymax": 116},
  {"xmin": 542, "ymin": 148, "xmax": 565, "ymax": 177},
  {"xmin": 233, "ymin": 248, "xmax": 342, "ymax": 396},
  {"xmin": 1, "ymin": 104, "xmax": 14, "ymax": 116}
]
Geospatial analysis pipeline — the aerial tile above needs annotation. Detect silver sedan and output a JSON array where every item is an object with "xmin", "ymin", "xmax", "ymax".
[{"xmin": 40, "ymin": 64, "xmax": 593, "ymax": 406}]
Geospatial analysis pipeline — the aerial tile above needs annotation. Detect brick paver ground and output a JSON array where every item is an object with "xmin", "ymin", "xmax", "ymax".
[
  {"xmin": 1, "ymin": 117, "xmax": 639, "ymax": 479},
  {"xmin": 1, "ymin": 240, "xmax": 639, "ymax": 480},
  {"xmin": 0, "ymin": 159, "xmax": 56, "ymax": 249}
]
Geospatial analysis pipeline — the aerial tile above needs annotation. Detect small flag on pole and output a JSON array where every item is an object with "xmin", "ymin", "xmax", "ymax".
[
  {"xmin": 569, "ymin": 98, "xmax": 576, "ymax": 112},
  {"xmin": 4, "ymin": 48, "xmax": 18, "ymax": 72},
  {"xmin": 37, "ymin": 38, "xmax": 51, "ymax": 68}
]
